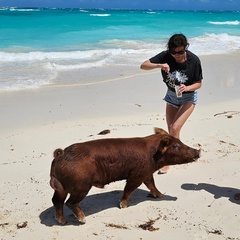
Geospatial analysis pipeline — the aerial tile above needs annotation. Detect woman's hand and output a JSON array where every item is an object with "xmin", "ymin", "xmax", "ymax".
[
  {"xmin": 180, "ymin": 81, "xmax": 202, "ymax": 93},
  {"xmin": 160, "ymin": 63, "xmax": 170, "ymax": 73},
  {"xmin": 179, "ymin": 84, "xmax": 188, "ymax": 93}
]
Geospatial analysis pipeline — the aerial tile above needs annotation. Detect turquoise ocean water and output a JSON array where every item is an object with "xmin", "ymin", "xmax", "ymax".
[{"xmin": 0, "ymin": 7, "xmax": 240, "ymax": 91}]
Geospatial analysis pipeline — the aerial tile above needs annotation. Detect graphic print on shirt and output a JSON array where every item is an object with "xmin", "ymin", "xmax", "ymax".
[{"xmin": 167, "ymin": 70, "xmax": 188, "ymax": 88}]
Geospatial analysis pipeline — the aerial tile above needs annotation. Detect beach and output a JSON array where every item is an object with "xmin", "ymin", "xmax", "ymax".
[{"xmin": 0, "ymin": 53, "xmax": 240, "ymax": 239}]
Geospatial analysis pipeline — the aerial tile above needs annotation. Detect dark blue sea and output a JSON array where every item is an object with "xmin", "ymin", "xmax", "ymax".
[{"xmin": 0, "ymin": 7, "xmax": 240, "ymax": 91}]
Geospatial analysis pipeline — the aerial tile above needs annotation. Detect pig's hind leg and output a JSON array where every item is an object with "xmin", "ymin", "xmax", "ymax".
[
  {"xmin": 144, "ymin": 176, "xmax": 163, "ymax": 198},
  {"xmin": 66, "ymin": 188, "xmax": 91, "ymax": 224},
  {"xmin": 52, "ymin": 190, "xmax": 68, "ymax": 225}
]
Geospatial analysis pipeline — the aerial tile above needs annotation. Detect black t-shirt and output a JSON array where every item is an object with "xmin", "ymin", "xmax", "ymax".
[{"xmin": 149, "ymin": 50, "xmax": 203, "ymax": 92}]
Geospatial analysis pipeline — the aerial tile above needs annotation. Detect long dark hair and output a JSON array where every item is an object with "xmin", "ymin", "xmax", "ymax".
[{"xmin": 167, "ymin": 34, "xmax": 189, "ymax": 51}]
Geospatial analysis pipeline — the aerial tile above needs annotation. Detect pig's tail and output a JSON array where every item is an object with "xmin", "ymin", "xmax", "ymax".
[{"xmin": 53, "ymin": 148, "xmax": 64, "ymax": 159}]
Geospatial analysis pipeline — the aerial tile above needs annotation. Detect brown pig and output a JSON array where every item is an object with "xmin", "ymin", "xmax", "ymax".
[{"xmin": 50, "ymin": 128, "xmax": 200, "ymax": 224}]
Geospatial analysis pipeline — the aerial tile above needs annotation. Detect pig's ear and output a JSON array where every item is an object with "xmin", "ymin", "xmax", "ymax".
[
  {"xmin": 158, "ymin": 136, "xmax": 171, "ymax": 154},
  {"xmin": 154, "ymin": 127, "xmax": 169, "ymax": 135}
]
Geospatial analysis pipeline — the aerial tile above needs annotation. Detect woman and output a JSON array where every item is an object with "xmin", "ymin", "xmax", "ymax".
[{"xmin": 140, "ymin": 33, "xmax": 203, "ymax": 173}]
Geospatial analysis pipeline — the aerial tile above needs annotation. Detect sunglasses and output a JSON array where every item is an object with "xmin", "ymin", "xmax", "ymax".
[{"xmin": 170, "ymin": 50, "xmax": 185, "ymax": 55}]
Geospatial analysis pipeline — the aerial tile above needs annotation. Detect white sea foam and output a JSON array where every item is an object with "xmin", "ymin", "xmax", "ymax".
[
  {"xmin": 0, "ymin": 62, "xmax": 57, "ymax": 91},
  {"xmin": 0, "ymin": 7, "xmax": 8, "ymax": 10},
  {"xmin": 2, "ymin": 33, "xmax": 239, "ymax": 63},
  {"xmin": 208, "ymin": 20, "xmax": 240, "ymax": 25},
  {"xmin": 147, "ymin": 11, "xmax": 157, "ymax": 14},
  {"xmin": 79, "ymin": 9, "xmax": 89, "ymax": 12},
  {"xmin": 0, "ymin": 48, "xmax": 139, "ymax": 63},
  {"xmin": 90, "ymin": 14, "xmax": 111, "ymax": 17},
  {"xmin": 190, "ymin": 33, "xmax": 240, "ymax": 55},
  {"xmin": 9, "ymin": 7, "xmax": 41, "ymax": 12},
  {"xmin": 50, "ymin": 59, "xmax": 108, "ymax": 70}
]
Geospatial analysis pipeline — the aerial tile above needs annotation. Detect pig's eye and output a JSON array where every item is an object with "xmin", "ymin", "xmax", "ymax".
[{"xmin": 172, "ymin": 144, "xmax": 180, "ymax": 150}]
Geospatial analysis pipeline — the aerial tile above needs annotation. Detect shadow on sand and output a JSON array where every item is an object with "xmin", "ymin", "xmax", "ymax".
[
  {"xmin": 40, "ymin": 188, "xmax": 177, "ymax": 226},
  {"xmin": 181, "ymin": 183, "xmax": 240, "ymax": 206}
]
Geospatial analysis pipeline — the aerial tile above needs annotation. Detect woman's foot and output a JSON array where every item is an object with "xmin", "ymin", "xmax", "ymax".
[
  {"xmin": 234, "ymin": 193, "xmax": 240, "ymax": 200},
  {"xmin": 158, "ymin": 165, "xmax": 170, "ymax": 174}
]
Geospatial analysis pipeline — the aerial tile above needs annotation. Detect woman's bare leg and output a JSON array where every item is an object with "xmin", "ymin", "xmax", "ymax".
[
  {"xmin": 166, "ymin": 102, "xmax": 195, "ymax": 139},
  {"xmin": 159, "ymin": 102, "xmax": 195, "ymax": 174}
]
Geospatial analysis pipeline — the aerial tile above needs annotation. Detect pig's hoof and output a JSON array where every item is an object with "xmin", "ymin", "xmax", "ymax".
[
  {"xmin": 158, "ymin": 165, "xmax": 170, "ymax": 174},
  {"xmin": 119, "ymin": 201, "xmax": 128, "ymax": 209},
  {"xmin": 76, "ymin": 216, "xmax": 86, "ymax": 224},
  {"xmin": 80, "ymin": 217, "xmax": 86, "ymax": 224},
  {"xmin": 148, "ymin": 192, "xmax": 164, "ymax": 198},
  {"xmin": 154, "ymin": 191, "xmax": 164, "ymax": 198},
  {"xmin": 157, "ymin": 193, "xmax": 164, "ymax": 198},
  {"xmin": 55, "ymin": 216, "xmax": 67, "ymax": 225}
]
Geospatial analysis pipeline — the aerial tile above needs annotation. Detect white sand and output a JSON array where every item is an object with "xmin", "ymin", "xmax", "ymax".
[{"xmin": 0, "ymin": 54, "xmax": 240, "ymax": 240}]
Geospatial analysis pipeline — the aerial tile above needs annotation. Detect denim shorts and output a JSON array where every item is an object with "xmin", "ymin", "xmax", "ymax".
[{"xmin": 163, "ymin": 89, "xmax": 198, "ymax": 108}]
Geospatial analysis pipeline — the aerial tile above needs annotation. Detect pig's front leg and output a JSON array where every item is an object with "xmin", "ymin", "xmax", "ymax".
[
  {"xmin": 120, "ymin": 179, "xmax": 142, "ymax": 208},
  {"xmin": 144, "ymin": 176, "xmax": 163, "ymax": 198}
]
